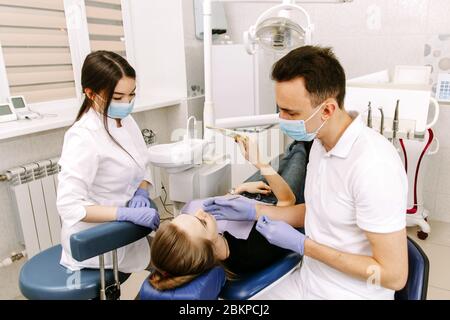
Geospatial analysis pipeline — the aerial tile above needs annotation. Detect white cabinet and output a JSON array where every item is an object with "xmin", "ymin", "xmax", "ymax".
[{"xmin": 125, "ymin": 0, "xmax": 187, "ymax": 108}]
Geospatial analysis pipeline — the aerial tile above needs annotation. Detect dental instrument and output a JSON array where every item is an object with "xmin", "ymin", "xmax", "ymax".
[
  {"xmin": 378, "ymin": 106, "xmax": 384, "ymax": 135},
  {"xmin": 392, "ymin": 99, "xmax": 400, "ymax": 142},
  {"xmin": 367, "ymin": 102, "xmax": 372, "ymax": 128},
  {"xmin": 206, "ymin": 125, "xmax": 249, "ymax": 142}
]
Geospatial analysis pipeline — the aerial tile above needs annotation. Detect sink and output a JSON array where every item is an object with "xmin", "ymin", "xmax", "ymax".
[{"xmin": 148, "ymin": 139, "xmax": 207, "ymax": 173}]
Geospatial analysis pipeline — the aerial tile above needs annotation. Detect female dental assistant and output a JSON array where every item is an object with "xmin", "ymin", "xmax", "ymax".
[{"xmin": 56, "ymin": 51, "xmax": 160, "ymax": 273}]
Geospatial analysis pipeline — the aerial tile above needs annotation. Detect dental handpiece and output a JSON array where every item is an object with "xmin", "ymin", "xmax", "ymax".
[
  {"xmin": 392, "ymin": 100, "xmax": 400, "ymax": 140},
  {"xmin": 378, "ymin": 107, "xmax": 384, "ymax": 135},
  {"xmin": 367, "ymin": 102, "xmax": 372, "ymax": 128}
]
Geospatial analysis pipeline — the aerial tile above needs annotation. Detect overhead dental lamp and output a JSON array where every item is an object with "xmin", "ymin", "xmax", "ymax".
[
  {"xmin": 202, "ymin": 0, "xmax": 314, "ymax": 158},
  {"xmin": 243, "ymin": 0, "xmax": 313, "ymax": 55}
]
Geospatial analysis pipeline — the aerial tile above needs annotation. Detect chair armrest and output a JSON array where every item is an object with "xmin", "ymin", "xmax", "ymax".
[
  {"xmin": 70, "ymin": 222, "xmax": 152, "ymax": 262},
  {"xmin": 70, "ymin": 199, "xmax": 158, "ymax": 262}
]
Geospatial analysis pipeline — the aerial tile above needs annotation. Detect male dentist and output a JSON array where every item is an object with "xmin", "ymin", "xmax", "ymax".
[{"xmin": 203, "ymin": 46, "xmax": 408, "ymax": 299}]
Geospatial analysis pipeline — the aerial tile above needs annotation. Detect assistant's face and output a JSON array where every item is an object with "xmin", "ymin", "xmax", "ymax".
[{"xmin": 112, "ymin": 77, "xmax": 136, "ymax": 103}]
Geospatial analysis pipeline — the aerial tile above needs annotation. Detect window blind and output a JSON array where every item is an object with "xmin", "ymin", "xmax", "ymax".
[
  {"xmin": 0, "ymin": 0, "xmax": 76, "ymax": 103},
  {"xmin": 85, "ymin": 0, "xmax": 126, "ymax": 57}
]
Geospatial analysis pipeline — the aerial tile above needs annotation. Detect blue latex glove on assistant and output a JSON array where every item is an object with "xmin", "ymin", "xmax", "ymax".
[
  {"xmin": 127, "ymin": 188, "xmax": 151, "ymax": 208},
  {"xmin": 116, "ymin": 207, "xmax": 160, "ymax": 229},
  {"xmin": 203, "ymin": 196, "xmax": 256, "ymax": 221},
  {"xmin": 256, "ymin": 216, "xmax": 307, "ymax": 255}
]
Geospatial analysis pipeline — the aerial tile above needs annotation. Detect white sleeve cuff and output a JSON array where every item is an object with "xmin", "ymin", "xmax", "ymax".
[{"xmin": 357, "ymin": 219, "xmax": 406, "ymax": 234}]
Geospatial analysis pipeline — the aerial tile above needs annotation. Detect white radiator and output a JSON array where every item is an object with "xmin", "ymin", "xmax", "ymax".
[
  {"xmin": 5, "ymin": 157, "xmax": 162, "ymax": 259},
  {"xmin": 6, "ymin": 158, "xmax": 61, "ymax": 259}
]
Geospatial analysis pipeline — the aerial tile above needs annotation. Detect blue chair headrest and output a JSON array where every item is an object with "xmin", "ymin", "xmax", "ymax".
[{"xmin": 139, "ymin": 266, "xmax": 226, "ymax": 300}]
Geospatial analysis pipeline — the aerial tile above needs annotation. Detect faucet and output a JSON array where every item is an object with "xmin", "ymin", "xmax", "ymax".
[{"xmin": 186, "ymin": 116, "xmax": 197, "ymax": 140}]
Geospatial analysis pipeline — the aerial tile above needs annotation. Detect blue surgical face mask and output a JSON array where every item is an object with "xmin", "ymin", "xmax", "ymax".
[
  {"xmin": 279, "ymin": 103, "xmax": 327, "ymax": 141},
  {"xmin": 107, "ymin": 99, "xmax": 135, "ymax": 119}
]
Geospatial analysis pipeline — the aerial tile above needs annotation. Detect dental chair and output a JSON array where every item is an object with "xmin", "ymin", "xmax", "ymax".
[
  {"xmin": 19, "ymin": 201, "xmax": 157, "ymax": 300},
  {"xmin": 395, "ymin": 237, "xmax": 429, "ymax": 300},
  {"xmin": 139, "ymin": 237, "xmax": 429, "ymax": 300}
]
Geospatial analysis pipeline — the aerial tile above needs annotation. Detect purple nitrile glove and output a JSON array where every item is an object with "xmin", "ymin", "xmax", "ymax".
[
  {"xmin": 203, "ymin": 196, "xmax": 256, "ymax": 221},
  {"xmin": 256, "ymin": 216, "xmax": 307, "ymax": 256},
  {"xmin": 116, "ymin": 207, "xmax": 160, "ymax": 230},
  {"xmin": 127, "ymin": 188, "xmax": 151, "ymax": 208}
]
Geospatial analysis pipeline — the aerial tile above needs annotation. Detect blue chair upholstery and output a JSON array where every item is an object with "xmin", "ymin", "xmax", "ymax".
[
  {"xmin": 220, "ymin": 252, "xmax": 302, "ymax": 300},
  {"xmin": 395, "ymin": 237, "xmax": 429, "ymax": 300},
  {"xmin": 19, "ymin": 200, "xmax": 157, "ymax": 300},
  {"xmin": 139, "ymin": 267, "xmax": 226, "ymax": 300},
  {"xmin": 19, "ymin": 245, "xmax": 130, "ymax": 300},
  {"xmin": 139, "ymin": 252, "xmax": 301, "ymax": 300}
]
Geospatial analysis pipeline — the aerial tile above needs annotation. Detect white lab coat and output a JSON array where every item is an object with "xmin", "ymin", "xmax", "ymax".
[{"xmin": 57, "ymin": 108, "xmax": 153, "ymax": 273}]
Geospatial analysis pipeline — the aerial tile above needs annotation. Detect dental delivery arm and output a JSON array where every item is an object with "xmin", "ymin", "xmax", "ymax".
[
  {"xmin": 304, "ymin": 228, "xmax": 408, "ymax": 291},
  {"xmin": 255, "ymin": 203, "xmax": 305, "ymax": 228}
]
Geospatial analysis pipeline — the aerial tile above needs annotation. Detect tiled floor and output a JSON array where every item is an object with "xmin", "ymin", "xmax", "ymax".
[
  {"xmin": 407, "ymin": 220, "xmax": 450, "ymax": 300},
  {"xmin": 120, "ymin": 220, "xmax": 450, "ymax": 300}
]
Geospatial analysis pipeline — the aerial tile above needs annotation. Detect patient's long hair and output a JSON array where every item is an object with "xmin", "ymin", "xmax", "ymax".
[{"xmin": 149, "ymin": 222, "xmax": 220, "ymax": 291}]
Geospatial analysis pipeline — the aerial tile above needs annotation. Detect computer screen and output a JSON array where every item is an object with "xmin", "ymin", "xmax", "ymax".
[
  {"xmin": 11, "ymin": 97, "xmax": 26, "ymax": 109},
  {"xmin": 0, "ymin": 104, "xmax": 12, "ymax": 116}
]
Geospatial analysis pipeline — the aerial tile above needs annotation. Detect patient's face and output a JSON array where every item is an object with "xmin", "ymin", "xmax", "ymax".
[{"xmin": 172, "ymin": 210, "xmax": 219, "ymax": 243}]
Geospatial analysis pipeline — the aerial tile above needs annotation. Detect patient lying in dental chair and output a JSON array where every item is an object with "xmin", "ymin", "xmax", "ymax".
[{"xmin": 148, "ymin": 140, "xmax": 311, "ymax": 291}]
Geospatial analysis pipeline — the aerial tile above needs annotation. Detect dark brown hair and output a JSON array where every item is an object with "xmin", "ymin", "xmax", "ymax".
[
  {"xmin": 75, "ymin": 50, "xmax": 137, "ymax": 162},
  {"xmin": 272, "ymin": 46, "xmax": 346, "ymax": 108},
  {"xmin": 149, "ymin": 222, "xmax": 219, "ymax": 291}
]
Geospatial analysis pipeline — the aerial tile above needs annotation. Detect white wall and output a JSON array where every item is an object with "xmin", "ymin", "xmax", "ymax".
[{"xmin": 222, "ymin": 0, "xmax": 450, "ymax": 223}]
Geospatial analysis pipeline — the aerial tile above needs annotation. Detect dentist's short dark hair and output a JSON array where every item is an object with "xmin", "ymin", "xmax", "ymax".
[{"xmin": 271, "ymin": 46, "xmax": 346, "ymax": 109}]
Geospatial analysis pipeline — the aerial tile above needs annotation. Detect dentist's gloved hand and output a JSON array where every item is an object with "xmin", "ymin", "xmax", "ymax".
[
  {"xmin": 256, "ymin": 216, "xmax": 307, "ymax": 256},
  {"xmin": 127, "ymin": 187, "xmax": 151, "ymax": 208},
  {"xmin": 116, "ymin": 207, "xmax": 160, "ymax": 230},
  {"xmin": 203, "ymin": 196, "xmax": 256, "ymax": 221}
]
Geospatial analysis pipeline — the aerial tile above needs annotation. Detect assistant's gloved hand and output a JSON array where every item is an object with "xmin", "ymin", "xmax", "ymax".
[
  {"xmin": 256, "ymin": 216, "xmax": 307, "ymax": 255},
  {"xmin": 127, "ymin": 188, "xmax": 151, "ymax": 208},
  {"xmin": 116, "ymin": 207, "xmax": 160, "ymax": 229},
  {"xmin": 203, "ymin": 196, "xmax": 256, "ymax": 221}
]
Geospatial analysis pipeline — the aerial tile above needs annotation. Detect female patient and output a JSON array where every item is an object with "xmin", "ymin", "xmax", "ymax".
[{"xmin": 148, "ymin": 138, "xmax": 309, "ymax": 291}]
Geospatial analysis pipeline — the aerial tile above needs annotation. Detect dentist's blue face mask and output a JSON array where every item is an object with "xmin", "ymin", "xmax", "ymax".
[
  {"xmin": 279, "ymin": 102, "xmax": 327, "ymax": 141},
  {"xmin": 107, "ymin": 99, "xmax": 135, "ymax": 119}
]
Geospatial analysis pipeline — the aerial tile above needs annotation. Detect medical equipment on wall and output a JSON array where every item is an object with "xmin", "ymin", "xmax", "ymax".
[
  {"xmin": 436, "ymin": 73, "xmax": 450, "ymax": 103},
  {"xmin": 0, "ymin": 102, "xmax": 17, "ymax": 123},
  {"xmin": 8, "ymin": 96, "xmax": 39, "ymax": 120},
  {"xmin": 346, "ymin": 67, "xmax": 441, "ymax": 240}
]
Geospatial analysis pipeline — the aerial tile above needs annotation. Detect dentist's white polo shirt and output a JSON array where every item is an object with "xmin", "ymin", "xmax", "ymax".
[{"xmin": 262, "ymin": 112, "xmax": 408, "ymax": 300}]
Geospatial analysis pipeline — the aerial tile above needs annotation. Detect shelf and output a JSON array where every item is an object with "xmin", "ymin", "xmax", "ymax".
[{"xmin": 0, "ymin": 96, "xmax": 183, "ymax": 141}]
